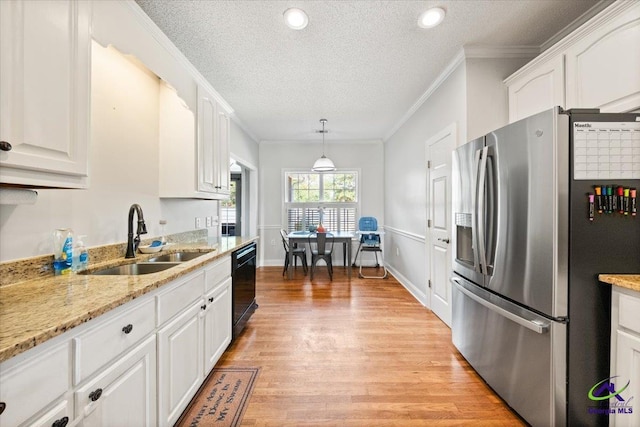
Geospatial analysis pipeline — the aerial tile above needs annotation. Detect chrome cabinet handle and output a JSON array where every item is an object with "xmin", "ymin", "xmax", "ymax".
[
  {"xmin": 0, "ymin": 141, "xmax": 11, "ymax": 152},
  {"xmin": 122, "ymin": 324, "xmax": 133, "ymax": 334}
]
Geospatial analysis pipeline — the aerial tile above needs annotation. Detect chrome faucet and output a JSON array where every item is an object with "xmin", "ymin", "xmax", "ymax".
[{"xmin": 125, "ymin": 204, "xmax": 148, "ymax": 258}]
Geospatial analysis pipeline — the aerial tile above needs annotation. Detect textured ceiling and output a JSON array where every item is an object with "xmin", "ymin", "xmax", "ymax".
[{"xmin": 135, "ymin": 0, "xmax": 605, "ymax": 142}]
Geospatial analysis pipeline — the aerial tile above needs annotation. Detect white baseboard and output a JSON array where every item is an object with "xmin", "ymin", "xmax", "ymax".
[{"xmin": 386, "ymin": 264, "xmax": 428, "ymax": 308}]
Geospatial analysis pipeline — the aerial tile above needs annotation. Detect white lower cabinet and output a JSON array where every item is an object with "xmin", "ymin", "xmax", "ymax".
[
  {"xmin": 203, "ymin": 277, "xmax": 232, "ymax": 373},
  {"xmin": 75, "ymin": 335, "xmax": 157, "ymax": 427},
  {"xmin": 28, "ymin": 399, "xmax": 74, "ymax": 427},
  {"xmin": 0, "ymin": 254, "xmax": 234, "ymax": 427},
  {"xmin": 157, "ymin": 301, "xmax": 204, "ymax": 427},
  {"xmin": 610, "ymin": 287, "xmax": 640, "ymax": 427},
  {"xmin": 0, "ymin": 341, "xmax": 72, "ymax": 427}
]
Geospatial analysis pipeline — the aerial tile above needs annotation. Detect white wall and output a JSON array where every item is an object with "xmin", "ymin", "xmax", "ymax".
[
  {"xmin": 382, "ymin": 54, "xmax": 528, "ymax": 307},
  {"xmin": 0, "ymin": 42, "xmax": 261, "ymax": 262},
  {"xmin": 258, "ymin": 140, "xmax": 384, "ymax": 267},
  {"xmin": 383, "ymin": 62, "xmax": 467, "ymax": 306},
  {"xmin": 465, "ymin": 57, "xmax": 529, "ymax": 140}
]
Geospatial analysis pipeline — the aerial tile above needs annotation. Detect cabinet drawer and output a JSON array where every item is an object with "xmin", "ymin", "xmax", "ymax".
[
  {"xmin": 205, "ymin": 256, "xmax": 231, "ymax": 291},
  {"xmin": 0, "ymin": 342, "xmax": 71, "ymax": 427},
  {"xmin": 27, "ymin": 398, "xmax": 73, "ymax": 427},
  {"xmin": 157, "ymin": 271, "xmax": 205, "ymax": 326},
  {"xmin": 619, "ymin": 292, "xmax": 640, "ymax": 334},
  {"xmin": 74, "ymin": 298, "xmax": 155, "ymax": 384}
]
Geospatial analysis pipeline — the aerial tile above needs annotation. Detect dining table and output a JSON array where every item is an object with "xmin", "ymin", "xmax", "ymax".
[{"xmin": 286, "ymin": 231, "xmax": 355, "ymax": 280}]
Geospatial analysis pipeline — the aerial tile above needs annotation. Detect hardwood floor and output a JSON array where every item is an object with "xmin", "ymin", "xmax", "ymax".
[{"xmin": 214, "ymin": 266, "xmax": 526, "ymax": 426}]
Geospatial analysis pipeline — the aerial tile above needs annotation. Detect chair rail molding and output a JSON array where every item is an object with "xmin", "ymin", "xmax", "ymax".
[{"xmin": 383, "ymin": 225, "xmax": 426, "ymax": 243}]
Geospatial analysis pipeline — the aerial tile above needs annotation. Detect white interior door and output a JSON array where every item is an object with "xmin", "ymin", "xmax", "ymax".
[{"xmin": 427, "ymin": 124, "xmax": 455, "ymax": 327}]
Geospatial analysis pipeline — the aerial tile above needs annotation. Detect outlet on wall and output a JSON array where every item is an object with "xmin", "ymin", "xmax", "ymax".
[
  {"xmin": 195, "ymin": 217, "xmax": 202, "ymax": 228},
  {"xmin": 396, "ymin": 247, "xmax": 400, "ymax": 256},
  {"xmin": 206, "ymin": 216, "xmax": 212, "ymax": 227},
  {"xmin": 270, "ymin": 239, "xmax": 276, "ymax": 246}
]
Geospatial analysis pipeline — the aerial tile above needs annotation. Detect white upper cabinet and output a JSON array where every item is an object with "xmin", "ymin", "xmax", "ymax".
[
  {"xmin": 507, "ymin": 56, "xmax": 565, "ymax": 123},
  {"xmin": 196, "ymin": 85, "xmax": 231, "ymax": 198},
  {"xmin": 565, "ymin": 2, "xmax": 640, "ymax": 112},
  {"xmin": 0, "ymin": 0, "xmax": 91, "ymax": 188},
  {"xmin": 93, "ymin": 1, "xmax": 231, "ymax": 199},
  {"xmin": 506, "ymin": 1, "xmax": 640, "ymax": 122}
]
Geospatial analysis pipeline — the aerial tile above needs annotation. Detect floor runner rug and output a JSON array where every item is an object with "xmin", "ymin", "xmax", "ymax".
[{"xmin": 176, "ymin": 367, "xmax": 260, "ymax": 427}]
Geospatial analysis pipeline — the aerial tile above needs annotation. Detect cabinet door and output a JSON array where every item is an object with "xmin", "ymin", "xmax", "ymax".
[
  {"xmin": 215, "ymin": 109, "xmax": 231, "ymax": 196},
  {"xmin": 611, "ymin": 330, "xmax": 640, "ymax": 427},
  {"xmin": 507, "ymin": 55, "xmax": 564, "ymax": 123},
  {"xmin": 197, "ymin": 86, "xmax": 218, "ymax": 194},
  {"xmin": 0, "ymin": 342, "xmax": 71, "ymax": 427},
  {"xmin": 203, "ymin": 277, "xmax": 232, "ymax": 373},
  {"xmin": 565, "ymin": 2, "xmax": 640, "ymax": 112},
  {"xmin": 75, "ymin": 335, "xmax": 156, "ymax": 427},
  {"xmin": 0, "ymin": 0, "xmax": 90, "ymax": 188},
  {"xmin": 157, "ymin": 301, "xmax": 204, "ymax": 427}
]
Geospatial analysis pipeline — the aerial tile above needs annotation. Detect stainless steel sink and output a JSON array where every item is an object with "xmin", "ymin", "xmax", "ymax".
[
  {"xmin": 86, "ymin": 262, "xmax": 181, "ymax": 276},
  {"xmin": 147, "ymin": 252, "xmax": 206, "ymax": 263}
]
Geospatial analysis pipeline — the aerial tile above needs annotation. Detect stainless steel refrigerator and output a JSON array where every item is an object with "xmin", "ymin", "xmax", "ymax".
[{"xmin": 451, "ymin": 107, "xmax": 640, "ymax": 426}]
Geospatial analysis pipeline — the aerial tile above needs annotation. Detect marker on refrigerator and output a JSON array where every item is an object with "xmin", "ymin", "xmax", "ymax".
[
  {"xmin": 607, "ymin": 186, "xmax": 613, "ymax": 213},
  {"xmin": 588, "ymin": 194, "xmax": 595, "ymax": 221},
  {"xmin": 594, "ymin": 185, "xmax": 603, "ymax": 214},
  {"xmin": 617, "ymin": 186, "xmax": 624, "ymax": 214},
  {"xmin": 631, "ymin": 188, "xmax": 637, "ymax": 217},
  {"xmin": 624, "ymin": 187, "xmax": 630, "ymax": 215}
]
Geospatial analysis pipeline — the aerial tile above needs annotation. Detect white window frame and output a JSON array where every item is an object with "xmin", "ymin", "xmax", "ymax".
[{"xmin": 282, "ymin": 169, "xmax": 360, "ymax": 233}]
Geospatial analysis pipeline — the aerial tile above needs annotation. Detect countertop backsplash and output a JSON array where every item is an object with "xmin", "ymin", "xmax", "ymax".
[{"xmin": 0, "ymin": 229, "xmax": 210, "ymax": 287}]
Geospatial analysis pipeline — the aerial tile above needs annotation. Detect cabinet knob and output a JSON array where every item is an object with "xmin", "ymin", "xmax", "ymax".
[
  {"xmin": 208, "ymin": 297, "xmax": 214, "ymax": 303},
  {"xmin": 122, "ymin": 324, "xmax": 133, "ymax": 334},
  {"xmin": 0, "ymin": 141, "xmax": 11, "ymax": 152},
  {"xmin": 52, "ymin": 416, "xmax": 69, "ymax": 427},
  {"xmin": 201, "ymin": 304, "xmax": 207, "ymax": 310},
  {"xmin": 0, "ymin": 402, "xmax": 5, "ymax": 415},
  {"xmin": 89, "ymin": 388, "xmax": 103, "ymax": 402}
]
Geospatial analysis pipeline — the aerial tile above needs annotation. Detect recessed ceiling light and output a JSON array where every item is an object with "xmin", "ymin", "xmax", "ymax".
[
  {"xmin": 283, "ymin": 8, "xmax": 309, "ymax": 30},
  {"xmin": 418, "ymin": 7, "xmax": 445, "ymax": 29}
]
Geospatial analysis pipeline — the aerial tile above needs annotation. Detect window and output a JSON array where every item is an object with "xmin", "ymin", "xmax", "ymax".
[{"xmin": 284, "ymin": 171, "xmax": 358, "ymax": 233}]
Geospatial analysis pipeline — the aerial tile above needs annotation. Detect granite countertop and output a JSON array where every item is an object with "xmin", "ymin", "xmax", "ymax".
[
  {"xmin": 0, "ymin": 236, "xmax": 257, "ymax": 363},
  {"xmin": 599, "ymin": 274, "xmax": 640, "ymax": 293}
]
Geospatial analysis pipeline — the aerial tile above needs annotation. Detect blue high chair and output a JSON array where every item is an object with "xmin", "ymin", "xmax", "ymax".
[{"xmin": 354, "ymin": 217, "xmax": 388, "ymax": 279}]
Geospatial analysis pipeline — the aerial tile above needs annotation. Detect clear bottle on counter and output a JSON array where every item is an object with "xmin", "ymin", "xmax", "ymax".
[
  {"xmin": 159, "ymin": 219, "xmax": 167, "ymax": 245},
  {"xmin": 53, "ymin": 228, "xmax": 74, "ymax": 275},
  {"xmin": 72, "ymin": 235, "xmax": 89, "ymax": 272}
]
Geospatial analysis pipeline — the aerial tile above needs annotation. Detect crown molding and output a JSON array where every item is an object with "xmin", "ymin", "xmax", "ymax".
[
  {"xmin": 383, "ymin": 49, "xmax": 466, "ymax": 142},
  {"xmin": 505, "ymin": 0, "xmax": 633, "ymax": 85},
  {"xmin": 463, "ymin": 45, "xmax": 540, "ymax": 59}
]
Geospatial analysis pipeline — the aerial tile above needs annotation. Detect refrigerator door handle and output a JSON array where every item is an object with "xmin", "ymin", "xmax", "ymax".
[
  {"xmin": 451, "ymin": 277, "xmax": 550, "ymax": 334},
  {"xmin": 476, "ymin": 146, "xmax": 489, "ymax": 275},
  {"xmin": 471, "ymin": 148, "xmax": 482, "ymax": 273}
]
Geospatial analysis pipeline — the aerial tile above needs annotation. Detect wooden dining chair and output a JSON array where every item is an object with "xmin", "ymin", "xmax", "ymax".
[{"xmin": 308, "ymin": 232, "xmax": 335, "ymax": 280}]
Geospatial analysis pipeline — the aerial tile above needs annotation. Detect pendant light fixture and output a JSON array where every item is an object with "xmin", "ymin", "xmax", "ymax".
[{"xmin": 312, "ymin": 119, "xmax": 336, "ymax": 172}]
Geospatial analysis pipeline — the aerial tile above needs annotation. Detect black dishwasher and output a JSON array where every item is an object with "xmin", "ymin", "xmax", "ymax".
[{"xmin": 231, "ymin": 242, "xmax": 257, "ymax": 340}]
